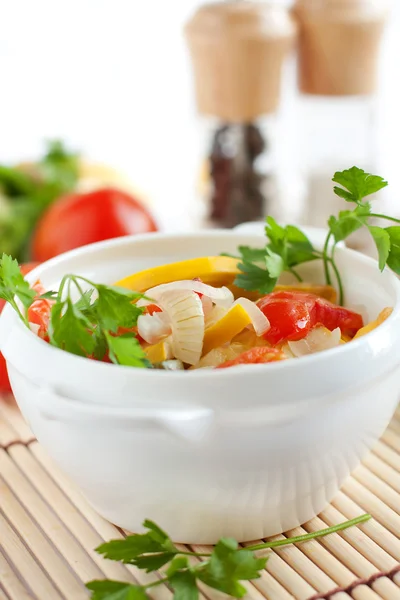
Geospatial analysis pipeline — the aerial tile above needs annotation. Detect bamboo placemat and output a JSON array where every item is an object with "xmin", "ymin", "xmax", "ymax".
[{"xmin": 0, "ymin": 397, "xmax": 399, "ymax": 600}]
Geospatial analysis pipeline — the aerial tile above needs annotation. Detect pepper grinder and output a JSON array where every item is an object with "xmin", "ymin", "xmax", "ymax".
[
  {"xmin": 185, "ymin": 1, "xmax": 297, "ymax": 229},
  {"xmin": 293, "ymin": 0, "xmax": 389, "ymax": 249}
]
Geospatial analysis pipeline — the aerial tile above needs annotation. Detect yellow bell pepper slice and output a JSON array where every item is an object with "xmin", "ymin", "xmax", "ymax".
[
  {"xmin": 144, "ymin": 340, "xmax": 173, "ymax": 364},
  {"xmin": 353, "ymin": 307, "xmax": 393, "ymax": 340},
  {"xmin": 115, "ymin": 257, "xmax": 239, "ymax": 293},
  {"xmin": 202, "ymin": 304, "xmax": 252, "ymax": 356}
]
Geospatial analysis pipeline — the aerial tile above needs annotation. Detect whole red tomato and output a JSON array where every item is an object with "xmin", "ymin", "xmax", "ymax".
[
  {"xmin": 0, "ymin": 262, "xmax": 40, "ymax": 394},
  {"xmin": 32, "ymin": 187, "xmax": 158, "ymax": 262}
]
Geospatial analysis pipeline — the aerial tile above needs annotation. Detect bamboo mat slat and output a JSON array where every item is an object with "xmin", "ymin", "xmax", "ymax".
[{"xmin": 0, "ymin": 401, "xmax": 399, "ymax": 600}]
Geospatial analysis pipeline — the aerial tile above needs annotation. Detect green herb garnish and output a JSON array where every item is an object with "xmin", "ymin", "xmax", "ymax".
[
  {"xmin": 86, "ymin": 515, "xmax": 371, "ymax": 600},
  {"xmin": 48, "ymin": 275, "xmax": 150, "ymax": 367},
  {"xmin": 0, "ymin": 258, "xmax": 150, "ymax": 368},
  {"xmin": 233, "ymin": 167, "xmax": 400, "ymax": 305},
  {"xmin": 0, "ymin": 140, "xmax": 79, "ymax": 261},
  {"xmin": 0, "ymin": 254, "xmax": 36, "ymax": 324}
]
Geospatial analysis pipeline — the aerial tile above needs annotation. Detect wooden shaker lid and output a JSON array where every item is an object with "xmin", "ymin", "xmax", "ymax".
[
  {"xmin": 293, "ymin": 0, "xmax": 389, "ymax": 95},
  {"xmin": 185, "ymin": 1, "xmax": 297, "ymax": 122}
]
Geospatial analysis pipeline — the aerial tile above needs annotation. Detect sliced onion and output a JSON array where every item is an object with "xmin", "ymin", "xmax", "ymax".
[
  {"xmin": 137, "ymin": 312, "xmax": 171, "ymax": 344},
  {"xmin": 288, "ymin": 327, "xmax": 341, "ymax": 357},
  {"xmin": 153, "ymin": 289, "xmax": 205, "ymax": 365},
  {"xmin": 233, "ymin": 298, "xmax": 270, "ymax": 336},
  {"xmin": 205, "ymin": 305, "xmax": 228, "ymax": 328},
  {"xmin": 201, "ymin": 294, "xmax": 213, "ymax": 318},
  {"xmin": 29, "ymin": 322, "xmax": 40, "ymax": 335},
  {"xmin": 140, "ymin": 280, "xmax": 234, "ymax": 309},
  {"xmin": 280, "ymin": 344, "xmax": 295, "ymax": 359}
]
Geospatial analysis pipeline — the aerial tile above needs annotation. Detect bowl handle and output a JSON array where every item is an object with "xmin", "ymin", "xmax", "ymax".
[{"xmin": 33, "ymin": 386, "xmax": 214, "ymax": 443}]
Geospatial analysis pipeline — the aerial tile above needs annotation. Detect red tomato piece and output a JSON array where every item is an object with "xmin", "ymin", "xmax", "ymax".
[
  {"xmin": 258, "ymin": 290, "xmax": 363, "ymax": 342},
  {"xmin": 258, "ymin": 297, "xmax": 312, "ymax": 345},
  {"xmin": 0, "ymin": 262, "xmax": 40, "ymax": 393},
  {"xmin": 265, "ymin": 290, "xmax": 318, "ymax": 318},
  {"xmin": 217, "ymin": 347, "xmax": 286, "ymax": 369},
  {"xmin": 32, "ymin": 187, "xmax": 158, "ymax": 262},
  {"xmin": 27, "ymin": 282, "xmax": 53, "ymax": 340},
  {"xmin": 314, "ymin": 298, "xmax": 363, "ymax": 337},
  {"xmin": 146, "ymin": 304, "xmax": 162, "ymax": 316}
]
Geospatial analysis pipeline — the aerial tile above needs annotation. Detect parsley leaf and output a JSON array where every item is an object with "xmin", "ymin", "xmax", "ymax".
[
  {"xmin": 108, "ymin": 332, "xmax": 149, "ymax": 368},
  {"xmin": 233, "ymin": 217, "xmax": 320, "ymax": 293},
  {"xmin": 332, "ymin": 167, "xmax": 388, "ymax": 204},
  {"xmin": 132, "ymin": 553, "xmax": 176, "ymax": 573},
  {"xmin": 170, "ymin": 570, "xmax": 199, "ymax": 600},
  {"xmin": 49, "ymin": 300, "xmax": 96, "ymax": 357},
  {"xmin": 237, "ymin": 246, "xmax": 267, "ymax": 263},
  {"xmin": 86, "ymin": 581, "xmax": 149, "ymax": 600},
  {"xmin": 368, "ymin": 226, "xmax": 391, "ymax": 271},
  {"xmin": 234, "ymin": 260, "xmax": 277, "ymax": 294},
  {"xmin": 106, "ymin": 334, "xmax": 150, "ymax": 368},
  {"xmin": 96, "ymin": 285, "xmax": 144, "ymax": 333},
  {"xmin": 197, "ymin": 538, "xmax": 267, "ymax": 598},
  {"xmin": 264, "ymin": 248, "xmax": 285, "ymax": 278},
  {"xmin": 0, "ymin": 253, "xmax": 36, "ymax": 321},
  {"xmin": 96, "ymin": 520, "xmax": 178, "ymax": 564},
  {"xmin": 327, "ymin": 204, "xmax": 372, "ymax": 244},
  {"xmin": 266, "ymin": 218, "xmax": 317, "ymax": 267},
  {"xmin": 265, "ymin": 216, "xmax": 286, "ymax": 245},
  {"xmin": 385, "ymin": 226, "xmax": 400, "ymax": 275}
]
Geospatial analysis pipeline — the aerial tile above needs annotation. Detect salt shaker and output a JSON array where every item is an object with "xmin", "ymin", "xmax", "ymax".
[
  {"xmin": 293, "ymin": 0, "xmax": 389, "ymax": 246},
  {"xmin": 185, "ymin": 1, "xmax": 297, "ymax": 229}
]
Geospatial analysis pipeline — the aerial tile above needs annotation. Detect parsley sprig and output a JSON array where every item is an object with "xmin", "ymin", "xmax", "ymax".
[
  {"xmin": 233, "ymin": 167, "xmax": 400, "ymax": 305},
  {"xmin": 0, "ymin": 256, "xmax": 150, "ymax": 368},
  {"xmin": 86, "ymin": 515, "xmax": 371, "ymax": 600},
  {"xmin": 0, "ymin": 254, "xmax": 36, "ymax": 324}
]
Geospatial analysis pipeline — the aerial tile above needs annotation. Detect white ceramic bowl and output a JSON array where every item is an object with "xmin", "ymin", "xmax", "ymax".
[{"xmin": 1, "ymin": 231, "xmax": 400, "ymax": 544}]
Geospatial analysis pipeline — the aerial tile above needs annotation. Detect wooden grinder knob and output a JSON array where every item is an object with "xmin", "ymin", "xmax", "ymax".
[
  {"xmin": 293, "ymin": 0, "xmax": 389, "ymax": 96},
  {"xmin": 185, "ymin": 1, "xmax": 297, "ymax": 122}
]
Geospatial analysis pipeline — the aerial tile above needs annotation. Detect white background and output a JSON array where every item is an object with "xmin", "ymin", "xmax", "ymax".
[{"xmin": 0, "ymin": 0, "xmax": 399, "ymax": 230}]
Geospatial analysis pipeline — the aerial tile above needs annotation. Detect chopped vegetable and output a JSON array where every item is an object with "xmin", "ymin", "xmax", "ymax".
[
  {"xmin": 288, "ymin": 326, "xmax": 341, "ymax": 357},
  {"xmin": 217, "ymin": 347, "xmax": 286, "ymax": 368},
  {"xmin": 137, "ymin": 311, "xmax": 171, "ymax": 345},
  {"xmin": 191, "ymin": 343, "xmax": 247, "ymax": 369},
  {"xmin": 353, "ymin": 307, "xmax": 393, "ymax": 339},
  {"xmin": 202, "ymin": 304, "xmax": 253, "ymax": 355},
  {"xmin": 258, "ymin": 295, "xmax": 312, "ymax": 345},
  {"xmin": 144, "ymin": 280, "xmax": 234, "ymax": 309},
  {"xmin": 152, "ymin": 289, "xmax": 205, "ymax": 365},
  {"xmin": 314, "ymin": 298, "xmax": 364, "ymax": 338},
  {"xmin": 144, "ymin": 340, "xmax": 174, "ymax": 364}
]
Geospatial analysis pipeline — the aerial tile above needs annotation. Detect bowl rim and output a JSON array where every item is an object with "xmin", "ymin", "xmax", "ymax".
[{"xmin": 2, "ymin": 230, "xmax": 400, "ymax": 382}]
